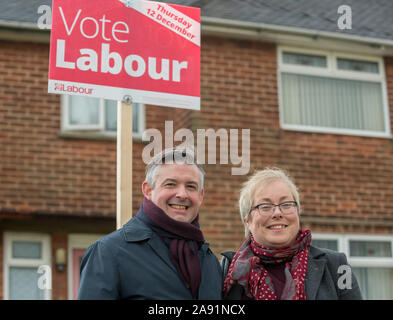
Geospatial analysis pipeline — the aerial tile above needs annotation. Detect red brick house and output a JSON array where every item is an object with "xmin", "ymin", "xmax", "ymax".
[{"xmin": 1, "ymin": 0, "xmax": 393, "ymax": 299}]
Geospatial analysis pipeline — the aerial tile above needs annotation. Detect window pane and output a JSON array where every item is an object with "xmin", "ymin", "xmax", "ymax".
[
  {"xmin": 283, "ymin": 52, "xmax": 327, "ymax": 67},
  {"xmin": 337, "ymin": 58, "xmax": 379, "ymax": 73},
  {"xmin": 281, "ymin": 73, "xmax": 385, "ymax": 132},
  {"xmin": 105, "ymin": 100, "xmax": 117, "ymax": 131},
  {"xmin": 353, "ymin": 267, "xmax": 393, "ymax": 300},
  {"xmin": 12, "ymin": 241, "xmax": 42, "ymax": 259},
  {"xmin": 9, "ymin": 267, "xmax": 45, "ymax": 300},
  {"xmin": 349, "ymin": 240, "xmax": 392, "ymax": 257},
  {"xmin": 311, "ymin": 239, "xmax": 338, "ymax": 251},
  {"xmin": 104, "ymin": 101, "xmax": 140, "ymax": 133},
  {"xmin": 133, "ymin": 103, "xmax": 140, "ymax": 133},
  {"xmin": 69, "ymin": 96, "xmax": 99, "ymax": 125}
]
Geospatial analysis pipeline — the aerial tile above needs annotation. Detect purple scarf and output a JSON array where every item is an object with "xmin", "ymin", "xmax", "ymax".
[{"xmin": 137, "ymin": 197, "xmax": 205, "ymax": 298}]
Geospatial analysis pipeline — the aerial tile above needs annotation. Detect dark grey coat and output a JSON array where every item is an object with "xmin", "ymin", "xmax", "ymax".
[
  {"xmin": 305, "ymin": 246, "xmax": 362, "ymax": 299},
  {"xmin": 78, "ymin": 214, "xmax": 223, "ymax": 300},
  {"xmin": 221, "ymin": 245, "xmax": 363, "ymax": 300}
]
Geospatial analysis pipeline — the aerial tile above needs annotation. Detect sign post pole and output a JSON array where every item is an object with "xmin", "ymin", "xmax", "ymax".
[{"xmin": 116, "ymin": 96, "xmax": 133, "ymax": 230}]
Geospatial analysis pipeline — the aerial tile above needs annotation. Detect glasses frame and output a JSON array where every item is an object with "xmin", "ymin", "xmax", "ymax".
[{"xmin": 249, "ymin": 201, "xmax": 298, "ymax": 216}]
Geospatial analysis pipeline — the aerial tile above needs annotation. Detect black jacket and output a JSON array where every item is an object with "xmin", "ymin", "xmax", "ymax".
[
  {"xmin": 220, "ymin": 245, "xmax": 363, "ymax": 300},
  {"xmin": 78, "ymin": 209, "xmax": 223, "ymax": 300}
]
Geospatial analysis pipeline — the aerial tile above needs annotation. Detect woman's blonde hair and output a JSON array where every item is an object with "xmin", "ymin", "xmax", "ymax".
[{"xmin": 238, "ymin": 167, "xmax": 301, "ymax": 238}]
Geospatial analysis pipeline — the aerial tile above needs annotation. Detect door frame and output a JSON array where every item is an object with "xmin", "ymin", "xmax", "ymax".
[{"xmin": 67, "ymin": 234, "xmax": 105, "ymax": 300}]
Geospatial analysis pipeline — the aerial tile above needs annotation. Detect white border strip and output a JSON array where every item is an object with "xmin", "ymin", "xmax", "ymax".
[
  {"xmin": 119, "ymin": 0, "xmax": 200, "ymax": 47},
  {"xmin": 48, "ymin": 79, "xmax": 200, "ymax": 110}
]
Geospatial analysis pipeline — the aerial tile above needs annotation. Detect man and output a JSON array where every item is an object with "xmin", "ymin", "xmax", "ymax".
[{"xmin": 78, "ymin": 147, "xmax": 222, "ymax": 299}]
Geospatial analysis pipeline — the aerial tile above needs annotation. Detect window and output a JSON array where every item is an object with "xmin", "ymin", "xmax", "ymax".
[
  {"xmin": 311, "ymin": 239, "xmax": 338, "ymax": 251},
  {"xmin": 3, "ymin": 233, "xmax": 51, "ymax": 300},
  {"xmin": 313, "ymin": 233, "xmax": 393, "ymax": 299},
  {"xmin": 278, "ymin": 47, "xmax": 391, "ymax": 138},
  {"xmin": 349, "ymin": 240, "xmax": 392, "ymax": 257},
  {"xmin": 61, "ymin": 95, "xmax": 145, "ymax": 139}
]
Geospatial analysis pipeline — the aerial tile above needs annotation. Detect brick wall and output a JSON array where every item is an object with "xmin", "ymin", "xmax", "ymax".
[
  {"xmin": 195, "ymin": 37, "xmax": 393, "ymax": 254},
  {"xmin": 0, "ymin": 231, "xmax": 2, "ymax": 300},
  {"xmin": 0, "ymin": 41, "xmax": 175, "ymax": 219},
  {"xmin": 51, "ymin": 233, "xmax": 67, "ymax": 300}
]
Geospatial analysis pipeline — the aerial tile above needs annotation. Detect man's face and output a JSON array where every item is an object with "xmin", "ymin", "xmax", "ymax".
[{"xmin": 142, "ymin": 163, "xmax": 204, "ymax": 223}]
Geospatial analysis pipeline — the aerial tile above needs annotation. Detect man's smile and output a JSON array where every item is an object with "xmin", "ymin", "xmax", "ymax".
[{"xmin": 169, "ymin": 204, "xmax": 189, "ymax": 210}]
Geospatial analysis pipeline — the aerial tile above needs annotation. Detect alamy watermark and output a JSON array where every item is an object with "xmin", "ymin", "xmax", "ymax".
[
  {"xmin": 36, "ymin": 265, "xmax": 52, "ymax": 300},
  {"xmin": 142, "ymin": 121, "xmax": 251, "ymax": 175},
  {"xmin": 37, "ymin": 265, "xmax": 52, "ymax": 290},
  {"xmin": 337, "ymin": 264, "xmax": 352, "ymax": 290},
  {"xmin": 337, "ymin": 5, "xmax": 352, "ymax": 30},
  {"xmin": 37, "ymin": 5, "xmax": 52, "ymax": 29}
]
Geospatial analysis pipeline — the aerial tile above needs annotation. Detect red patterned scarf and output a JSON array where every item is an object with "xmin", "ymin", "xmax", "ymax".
[{"xmin": 223, "ymin": 229, "xmax": 312, "ymax": 300}]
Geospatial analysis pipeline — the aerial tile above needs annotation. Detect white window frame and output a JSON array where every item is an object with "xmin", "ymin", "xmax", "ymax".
[
  {"xmin": 313, "ymin": 233, "xmax": 393, "ymax": 299},
  {"xmin": 312, "ymin": 233, "xmax": 393, "ymax": 268},
  {"xmin": 62, "ymin": 95, "xmax": 104, "ymax": 131},
  {"xmin": 61, "ymin": 95, "xmax": 146, "ymax": 139},
  {"xmin": 277, "ymin": 46, "xmax": 392, "ymax": 138},
  {"xmin": 312, "ymin": 232, "xmax": 345, "ymax": 252},
  {"xmin": 67, "ymin": 233, "xmax": 105, "ymax": 300},
  {"xmin": 3, "ymin": 232, "xmax": 51, "ymax": 300}
]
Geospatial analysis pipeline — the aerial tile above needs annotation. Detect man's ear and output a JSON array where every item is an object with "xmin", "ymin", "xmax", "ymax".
[
  {"xmin": 199, "ymin": 188, "xmax": 204, "ymax": 203},
  {"xmin": 142, "ymin": 181, "xmax": 153, "ymax": 200}
]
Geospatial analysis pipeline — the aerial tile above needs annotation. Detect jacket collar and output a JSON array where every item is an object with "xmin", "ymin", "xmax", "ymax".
[
  {"xmin": 122, "ymin": 207, "xmax": 210, "ymax": 274},
  {"xmin": 122, "ymin": 215, "xmax": 180, "ymax": 273},
  {"xmin": 305, "ymin": 245, "xmax": 327, "ymax": 300},
  {"xmin": 123, "ymin": 215, "xmax": 153, "ymax": 242}
]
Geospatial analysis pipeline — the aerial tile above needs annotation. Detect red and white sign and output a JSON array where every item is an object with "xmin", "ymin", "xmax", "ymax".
[{"xmin": 48, "ymin": 0, "xmax": 200, "ymax": 110}]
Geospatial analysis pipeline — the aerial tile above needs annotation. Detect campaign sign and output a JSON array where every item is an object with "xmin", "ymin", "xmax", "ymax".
[{"xmin": 48, "ymin": 0, "xmax": 200, "ymax": 110}]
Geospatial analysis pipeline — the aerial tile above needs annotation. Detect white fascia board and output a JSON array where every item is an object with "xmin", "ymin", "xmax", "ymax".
[
  {"xmin": 201, "ymin": 16, "xmax": 393, "ymax": 55},
  {"xmin": 0, "ymin": 19, "xmax": 49, "ymax": 43},
  {"xmin": 0, "ymin": 19, "xmax": 40, "ymax": 30},
  {"xmin": 1, "ymin": 15, "xmax": 393, "ymax": 55},
  {"xmin": 201, "ymin": 16, "xmax": 393, "ymax": 47}
]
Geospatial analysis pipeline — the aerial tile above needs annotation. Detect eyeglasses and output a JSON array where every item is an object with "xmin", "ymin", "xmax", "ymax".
[{"xmin": 250, "ymin": 201, "xmax": 298, "ymax": 216}]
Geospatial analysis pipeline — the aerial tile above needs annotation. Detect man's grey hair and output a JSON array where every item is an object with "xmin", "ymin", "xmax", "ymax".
[{"xmin": 145, "ymin": 147, "xmax": 205, "ymax": 192}]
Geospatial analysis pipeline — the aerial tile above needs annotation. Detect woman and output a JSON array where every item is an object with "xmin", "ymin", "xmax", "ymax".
[{"xmin": 222, "ymin": 167, "xmax": 362, "ymax": 300}]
